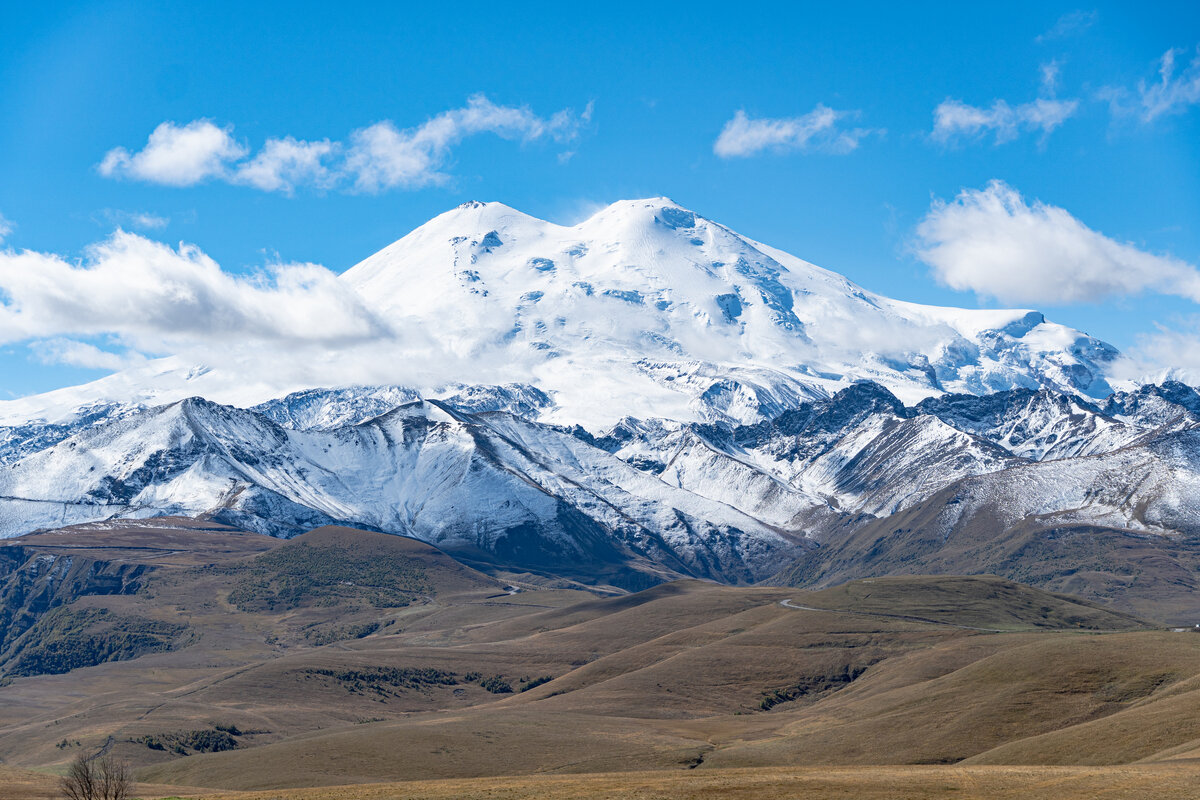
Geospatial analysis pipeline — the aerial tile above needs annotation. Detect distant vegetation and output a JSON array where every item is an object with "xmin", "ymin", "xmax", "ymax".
[
  {"xmin": 478, "ymin": 675, "xmax": 513, "ymax": 694},
  {"xmin": 3, "ymin": 608, "xmax": 187, "ymax": 677},
  {"xmin": 302, "ymin": 667, "xmax": 460, "ymax": 697},
  {"xmin": 298, "ymin": 667, "xmax": 536, "ymax": 698},
  {"xmin": 132, "ymin": 726, "xmax": 242, "ymax": 756},
  {"xmin": 225, "ymin": 542, "xmax": 431, "ymax": 611},
  {"xmin": 60, "ymin": 752, "xmax": 131, "ymax": 800},
  {"xmin": 304, "ymin": 621, "xmax": 381, "ymax": 646}
]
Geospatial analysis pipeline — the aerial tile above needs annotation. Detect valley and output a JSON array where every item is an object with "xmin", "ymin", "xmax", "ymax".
[{"xmin": 1, "ymin": 523, "xmax": 1198, "ymax": 798}]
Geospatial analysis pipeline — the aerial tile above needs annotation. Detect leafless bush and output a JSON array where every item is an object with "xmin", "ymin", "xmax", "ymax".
[{"xmin": 60, "ymin": 753, "xmax": 130, "ymax": 800}]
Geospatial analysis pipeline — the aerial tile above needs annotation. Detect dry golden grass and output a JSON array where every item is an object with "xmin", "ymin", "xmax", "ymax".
[
  {"xmin": 0, "ymin": 765, "xmax": 211, "ymax": 800},
  {"xmin": 6, "ymin": 525, "xmax": 1200, "ymax": 798},
  {"xmin": 9, "ymin": 764, "xmax": 1200, "ymax": 800},
  {"xmin": 188, "ymin": 765, "xmax": 1200, "ymax": 800}
]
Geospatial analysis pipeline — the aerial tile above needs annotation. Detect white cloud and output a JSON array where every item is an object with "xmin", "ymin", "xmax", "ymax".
[
  {"xmin": 1106, "ymin": 317, "xmax": 1200, "ymax": 385},
  {"xmin": 0, "ymin": 229, "xmax": 578, "ymax": 397},
  {"xmin": 0, "ymin": 233, "xmax": 504, "ymax": 390},
  {"xmin": 1036, "ymin": 10, "xmax": 1097, "ymax": 43},
  {"xmin": 98, "ymin": 95, "xmax": 591, "ymax": 194},
  {"xmin": 235, "ymin": 137, "xmax": 338, "ymax": 193},
  {"xmin": 1040, "ymin": 60, "xmax": 1062, "ymax": 95},
  {"xmin": 914, "ymin": 180, "xmax": 1200, "ymax": 305},
  {"xmin": 713, "ymin": 105, "xmax": 878, "ymax": 158},
  {"xmin": 345, "ymin": 95, "xmax": 590, "ymax": 192},
  {"xmin": 932, "ymin": 66, "xmax": 1078, "ymax": 146},
  {"xmin": 0, "ymin": 212, "xmax": 12, "ymax": 243},
  {"xmin": 0, "ymin": 231, "xmax": 390, "ymax": 351},
  {"xmin": 1103, "ymin": 46, "xmax": 1200, "ymax": 122},
  {"xmin": 932, "ymin": 98, "xmax": 1078, "ymax": 145},
  {"xmin": 99, "ymin": 120, "xmax": 248, "ymax": 186}
]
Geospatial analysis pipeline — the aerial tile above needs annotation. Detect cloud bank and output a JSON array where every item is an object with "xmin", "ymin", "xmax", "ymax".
[
  {"xmin": 914, "ymin": 180, "xmax": 1200, "ymax": 305},
  {"xmin": 714, "ymin": 105, "xmax": 878, "ymax": 157},
  {"xmin": 98, "ymin": 95, "xmax": 591, "ymax": 194},
  {"xmin": 0, "ymin": 232, "xmax": 542, "ymax": 393},
  {"xmin": 0, "ymin": 232, "xmax": 390, "ymax": 352}
]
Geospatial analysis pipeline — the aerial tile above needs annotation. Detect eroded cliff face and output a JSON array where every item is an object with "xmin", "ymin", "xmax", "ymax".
[{"xmin": 0, "ymin": 546, "xmax": 149, "ymax": 664}]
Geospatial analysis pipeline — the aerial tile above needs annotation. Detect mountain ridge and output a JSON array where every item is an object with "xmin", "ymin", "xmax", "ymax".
[{"xmin": 2, "ymin": 377, "xmax": 1198, "ymax": 616}]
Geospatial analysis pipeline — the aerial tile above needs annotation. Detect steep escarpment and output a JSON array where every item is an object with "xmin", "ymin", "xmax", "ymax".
[{"xmin": 0, "ymin": 545, "xmax": 152, "ymax": 675}]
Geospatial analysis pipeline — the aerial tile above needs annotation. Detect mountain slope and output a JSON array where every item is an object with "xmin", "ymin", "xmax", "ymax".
[
  {"xmin": 776, "ymin": 427, "xmax": 1200, "ymax": 622},
  {"xmin": 0, "ymin": 398, "xmax": 807, "ymax": 587}
]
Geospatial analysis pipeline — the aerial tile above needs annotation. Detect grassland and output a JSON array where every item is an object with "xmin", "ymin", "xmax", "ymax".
[
  {"xmin": 7, "ymin": 764, "xmax": 1200, "ymax": 800},
  {"xmin": 1, "ymin": 523, "xmax": 1198, "ymax": 800}
]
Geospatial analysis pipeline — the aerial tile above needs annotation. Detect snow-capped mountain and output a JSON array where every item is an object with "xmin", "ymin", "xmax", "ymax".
[
  {"xmin": 0, "ymin": 198, "xmax": 1119, "ymax": 431},
  {"xmin": 339, "ymin": 197, "xmax": 1118, "ymax": 424},
  {"xmin": 1, "ymin": 197, "xmax": 1194, "ymax": 602}
]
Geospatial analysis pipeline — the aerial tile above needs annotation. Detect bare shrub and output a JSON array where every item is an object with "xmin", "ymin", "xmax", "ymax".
[{"xmin": 60, "ymin": 753, "xmax": 130, "ymax": 800}]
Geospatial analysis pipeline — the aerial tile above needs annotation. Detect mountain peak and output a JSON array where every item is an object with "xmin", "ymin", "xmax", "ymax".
[
  {"xmin": 423, "ymin": 199, "xmax": 539, "ymax": 232},
  {"xmin": 576, "ymin": 196, "xmax": 700, "ymax": 230}
]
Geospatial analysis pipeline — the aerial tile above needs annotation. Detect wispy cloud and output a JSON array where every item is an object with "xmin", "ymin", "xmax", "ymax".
[
  {"xmin": 932, "ymin": 98, "xmax": 1078, "ymax": 145},
  {"xmin": 0, "ymin": 212, "xmax": 12, "ymax": 244},
  {"xmin": 714, "ymin": 105, "xmax": 880, "ymax": 158},
  {"xmin": 1114, "ymin": 316, "xmax": 1200, "ymax": 383},
  {"xmin": 914, "ymin": 180, "xmax": 1200, "ymax": 305},
  {"xmin": 1102, "ymin": 45, "xmax": 1200, "ymax": 122},
  {"xmin": 98, "ymin": 95, "xmax": 592, "ymax": 194},
  {"xmin": 1036, "ymin": 10, "xmax": 1097, "ymax": 43},
  {"xmin": 346, "ymin": 95, "xmax": 592, "ymax": 192},
  {"xmin": 931, "ymin": 65, "xmax": 1078, "ymax": 146},
  {"xmin": 97, "ymin": 209, "xmax": 170, "ymax": 230}
]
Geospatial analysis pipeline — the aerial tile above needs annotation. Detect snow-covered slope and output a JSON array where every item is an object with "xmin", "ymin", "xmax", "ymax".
[
  {"xmin": 0, "ymin": 198, "xmax": 1119, "ymax": 430},
  {"xmin": 584, "ymin": 381, "xmax": 1200, "ymax": 539},
  {"xmin": 0, "ymin": 398, "xmax": 804, "ymax": 586},
  {"xmin": 340, "ymin": 197, "xmax": 1117, "ymax": 425},
  {"xmin": 915, "ymin": 389, "xmax": 1146, "ymax": 461},
  {"xmin": 773, "ymin": 425, "xmax": 1200, "ymax": 622},
  {"xmin": 250, "ymin": 383, "xmax": 551, "ymax": 430},
  {"xmin": 595, "ymin": 383, "xmax": 1019, "ymax": 526},
  {"xmin": 2, "ymin": 380, "xmax": 1197, "ymax": 589}
]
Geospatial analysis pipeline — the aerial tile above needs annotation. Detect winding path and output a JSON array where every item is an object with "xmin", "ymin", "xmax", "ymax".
[{"xmin": 779, "ymin": 598, "xmax": 1007, "ymax": 633}]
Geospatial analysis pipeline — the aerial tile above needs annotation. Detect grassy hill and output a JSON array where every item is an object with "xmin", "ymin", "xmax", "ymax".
[
  {"xmin": 2, "ymin": 522, "xmax": 1198, "ymax": 799},
  {"xmin": 774, "ymin": 484, "xmax": 1200, "ymax": 625}
]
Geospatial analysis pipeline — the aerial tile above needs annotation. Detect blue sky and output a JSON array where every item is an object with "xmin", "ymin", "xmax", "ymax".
[{"xmin": 1, "ymin": 1, "xmax": 1198, "ymax": 397}]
